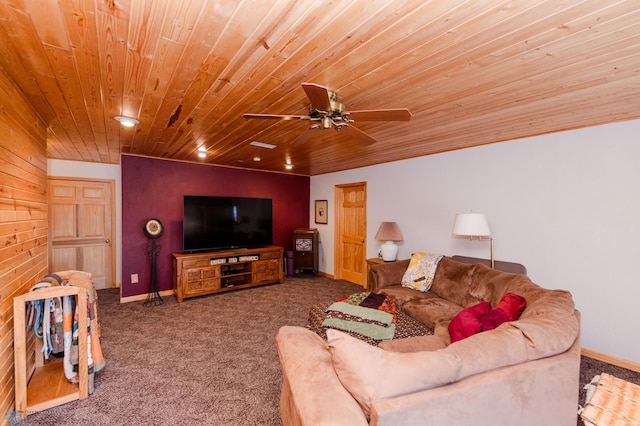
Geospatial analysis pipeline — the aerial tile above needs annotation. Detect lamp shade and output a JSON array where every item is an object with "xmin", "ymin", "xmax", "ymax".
[
  {"xmin": 452, "ymin": 213, "xmax": 491, "ymax": 237},
  {"xmin": 374, "ymin": 222, "xmax": 403, "ymax": 242}
]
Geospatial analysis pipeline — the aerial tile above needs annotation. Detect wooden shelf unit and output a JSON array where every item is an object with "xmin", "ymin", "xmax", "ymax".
[
  {"xmin": 173, "ymin": 246, "xmax": 284, "ymax": 303},
  {"xmin": 13, "ymin": 286, "xmax": 88, "ymax": 418}
]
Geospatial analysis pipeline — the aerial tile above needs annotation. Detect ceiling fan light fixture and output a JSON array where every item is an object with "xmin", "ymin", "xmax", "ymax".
[
  {"xmin": 243, "ymin": 83, "xmax": 411, "ymax": 147},
  {"xmin": 330, "ymin": 99, "xmax": 344, "ymax": 114},
  {"xmin": 114, "ymin": 116, "xmax": 140, "ymax": 127}
]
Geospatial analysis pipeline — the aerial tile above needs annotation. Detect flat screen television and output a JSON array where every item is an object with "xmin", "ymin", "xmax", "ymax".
[{"xmin": 183, "ymin": 195, "xmax": 273, "ymax": 253}]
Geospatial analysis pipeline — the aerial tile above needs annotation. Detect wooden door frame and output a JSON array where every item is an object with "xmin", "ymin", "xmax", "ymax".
[
  {"xmin": 47, "ymin": 176, "xmax": 116, "ymax": 288},
  {"xmin": 333, "ymin": 181, "xmax": 367, "ymax": 283}
]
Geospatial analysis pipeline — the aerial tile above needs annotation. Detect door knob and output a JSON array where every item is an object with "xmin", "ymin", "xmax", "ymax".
[{"xmin": 105, "ymin": 239, "xmax": 111, "ymax": 244}]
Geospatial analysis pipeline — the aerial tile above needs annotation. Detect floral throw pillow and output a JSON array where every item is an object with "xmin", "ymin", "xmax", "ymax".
[{"xmin": 401, "ymin": 252, "xmax": 444, "ymax": 292}]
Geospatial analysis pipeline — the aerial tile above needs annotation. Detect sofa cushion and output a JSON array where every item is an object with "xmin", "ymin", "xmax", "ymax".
[
  {"xmin": 466, "ymin": 263, "xmax": 540, "ymax": 306},
  {"xmin": 368, "ymin": 259, "xmax": 410, "ymax": 292},
  {"xmin": 430, "ymin": 257, "xmax": 486, "ymax": 307},
  {"xmin": 377, "ymin": 284, "xmax": 437, "ymax": 308},
  {"xmin": 327, "ymin": 328, "xmax": 460, "ymax": 416},
  {"xmin": 402, "ymin": 297, "xmax": 463, "ymax": 329},
  {"xmin": 448, "ymin": 293, "xmax": 527, "ymax": 342},
  {"xmin": 401, "ymin": 252, "xmax": 444, "ymax": 292},
  {"xmin": 448, "ymin": 301, "xmax": 492, "ymax": 342},
  {"xmin": 494, "ymin": 292, "xmax": 527, "ymax": 319},
  {"xmin": 482, "ymin": 292, "xmax": 527, "ymax": 331}
]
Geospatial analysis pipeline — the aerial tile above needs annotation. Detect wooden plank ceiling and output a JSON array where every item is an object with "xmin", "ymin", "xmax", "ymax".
[{"xmin": 0, "ymin": 0, "xmax": 638, "ymax": 176}]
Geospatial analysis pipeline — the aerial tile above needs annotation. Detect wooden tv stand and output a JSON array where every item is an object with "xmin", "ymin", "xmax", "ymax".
[{"xmin": 172, "ymin": 246, "xmax": 284, "ymax": 303}]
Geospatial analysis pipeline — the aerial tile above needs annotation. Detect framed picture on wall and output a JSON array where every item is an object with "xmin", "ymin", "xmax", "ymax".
[{"xmin": 315, "ymin": 200, "xmax": 328, "ymax": 224}]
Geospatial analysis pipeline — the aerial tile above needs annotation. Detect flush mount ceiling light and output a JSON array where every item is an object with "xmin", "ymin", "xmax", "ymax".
[
  {"xmin": 249, "ymin": 141, "xmax": 277, "ymax": 149},
  {"xmin": 197, "ymin": 146, "xmax": 207, "ymax": 158},
  {"xmin": 114, "ymin": 116, "xmax": 140, "ymax": 127},
  {"xmin": 284, "ymin": 163, "xmax": 293, "ymax": 170}
]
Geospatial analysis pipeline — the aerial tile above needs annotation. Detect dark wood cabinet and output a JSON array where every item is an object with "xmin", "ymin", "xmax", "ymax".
[{"xmin": 293, "ymin": 228, "xmax": 318, "ymax": 274}]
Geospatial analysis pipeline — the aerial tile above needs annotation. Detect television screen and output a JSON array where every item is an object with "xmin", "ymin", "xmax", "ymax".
[{"xmin": 183, "ymin": 195, "xmax": 273, "ymax": 252}]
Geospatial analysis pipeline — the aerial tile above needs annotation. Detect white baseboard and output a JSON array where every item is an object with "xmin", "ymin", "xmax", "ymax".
[{"xmin": 581, "ymin": 347, "xmax": 640, "ymax": 373}]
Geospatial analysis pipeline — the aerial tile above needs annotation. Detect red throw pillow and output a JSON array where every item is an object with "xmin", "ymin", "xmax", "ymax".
[
  {"xmin": 448, "ymin": 301, "xmax": 492, "ymax": 343},
  {"xmin": 481, "ymin": 293, "xmax": 526, "ymax": 331}
]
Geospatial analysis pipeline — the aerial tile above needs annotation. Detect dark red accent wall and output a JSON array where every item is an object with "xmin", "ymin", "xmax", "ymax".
[{"xmin": 121, "ymin": 155, "xmax": 310, "ymax": 298}]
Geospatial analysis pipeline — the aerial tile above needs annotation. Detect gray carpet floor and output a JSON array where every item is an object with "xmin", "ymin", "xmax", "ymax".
[{"xmin": 18, "ymin": 275, "xmax": 639, "ymax": 425}]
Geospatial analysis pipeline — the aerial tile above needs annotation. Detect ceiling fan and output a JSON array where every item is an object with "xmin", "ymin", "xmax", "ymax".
[{"xmin": 243, "ymin": 83, "xmax": 411, "ymax": 146}]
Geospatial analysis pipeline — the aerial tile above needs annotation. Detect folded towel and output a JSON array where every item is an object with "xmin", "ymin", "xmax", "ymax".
[
  {"xmin": 326, "ymin": 301, "xmax": 393, "ymax": 324},
  {"xmin": 322, "ymin": 318, "xmax": 396, "ymax": 341},
  {"xmin": 323, "ymin": 301, "xmax": 396, "ymax": 341}
]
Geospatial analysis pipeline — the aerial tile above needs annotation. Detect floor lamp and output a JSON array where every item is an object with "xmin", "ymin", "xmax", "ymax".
[{"xmin": 452, "ymin": 213, "xmax": 494, "ymax": 268}]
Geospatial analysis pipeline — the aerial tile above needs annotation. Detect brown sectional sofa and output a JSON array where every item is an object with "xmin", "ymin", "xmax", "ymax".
[{"xmin": 276, "ymin": 256, "xmax": 580, "ymax": 426}]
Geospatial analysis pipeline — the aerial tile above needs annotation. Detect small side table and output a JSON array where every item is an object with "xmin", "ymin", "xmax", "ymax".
[{"xmin": 365, "ymin": 258, "xmax": 386, "ymax": 290}]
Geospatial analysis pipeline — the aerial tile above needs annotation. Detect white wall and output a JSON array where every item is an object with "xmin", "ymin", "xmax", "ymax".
[
  {"xmin": 310, "ymin": 119, "xmax": 640, "ymax": 363},
  {"xmin": 48, "ymin": 159, "xmax": 122, "ymax": 287}
]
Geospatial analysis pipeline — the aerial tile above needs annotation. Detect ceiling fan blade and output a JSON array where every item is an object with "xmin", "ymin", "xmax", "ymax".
[
  {"xmin": 291, "ymin": 127, "xmax": 316, "ymax": 145},
  {"xmin": 340, "ymin": 125, "xmax": 377, "ymax": 146},
  {"xmin": 347, "ymin": 109, "xmax": 412, "ymax": 121},
  {"xmin": 301, "ymin": 83, "xmax": 331, "ymax": 112},
  {"xmin": 243, "ymin": 113, "xmax": 308, "ymax": 120}
]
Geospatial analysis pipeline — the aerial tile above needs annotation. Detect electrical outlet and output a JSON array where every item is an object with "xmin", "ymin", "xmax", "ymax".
[{"xmin": 131, "ymin": 273, "xmax": 139, "ymax": 284}]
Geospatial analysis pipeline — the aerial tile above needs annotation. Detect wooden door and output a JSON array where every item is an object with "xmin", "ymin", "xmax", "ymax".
[
  {"xmin": 48, "ymin": 178, "xmax": 114, "ymax": 289},
  {"xmin": 334, "ymin": 182, "xmax": 367, "ymax": 286}
]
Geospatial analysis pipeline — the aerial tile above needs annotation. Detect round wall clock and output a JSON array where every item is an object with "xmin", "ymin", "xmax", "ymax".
[{"xmin": 143, "ymin": 218, "xmax": 164, "ymax": 239}]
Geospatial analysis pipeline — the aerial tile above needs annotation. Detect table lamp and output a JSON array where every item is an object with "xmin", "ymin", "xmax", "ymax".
[{"xmin": 375, "ymin": 222, "xmax": 403, "ymax": 262}]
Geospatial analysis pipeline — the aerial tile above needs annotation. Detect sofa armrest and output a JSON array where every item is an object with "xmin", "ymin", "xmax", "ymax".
[
  {"xmin": 276, "ymin": 326, "xmax": 368, "ymax": 426},
  {"xmin": 369, "ymin": 259, "xmax": 410, "ymax": 292}
]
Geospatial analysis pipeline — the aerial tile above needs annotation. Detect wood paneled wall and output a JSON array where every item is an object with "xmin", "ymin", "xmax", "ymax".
[{"xmin": 0, "ymin": 67, "xmax": 48, "ymax": 421}]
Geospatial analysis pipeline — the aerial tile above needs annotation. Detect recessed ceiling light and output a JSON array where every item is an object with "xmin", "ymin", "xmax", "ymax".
[
  {"xmin": 253, "ymin": 156, "xmax": 261, "ymax": 162},
  {"xmin": 114, "ymin": 116, "xmax": 140, "ymax": 127},
  {"xmin": 250, "ymin": 141, "xmax": 276, "ymax": 149}
]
